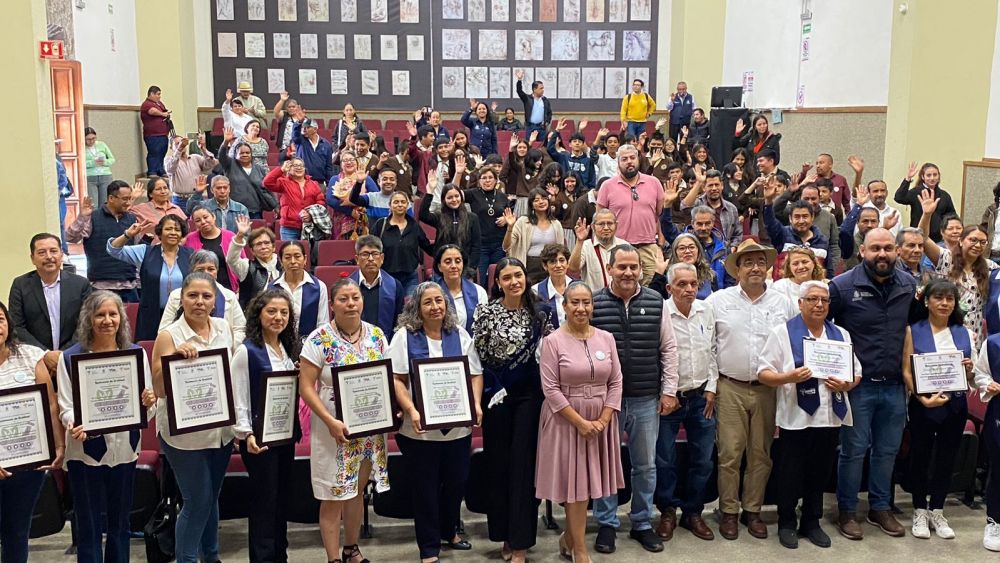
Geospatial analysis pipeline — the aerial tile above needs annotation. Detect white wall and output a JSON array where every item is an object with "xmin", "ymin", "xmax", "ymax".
[
  {"xmin": 654, "ymin": 0, "xmax": 672, "ymax": 103},
  {"xmin": 721, "ymin": 0, "xmax": 891, "ymax": 109},
  {"xmin": 192, "ymin": 0, "xmax": 215, "ymax": 108},
  {"xmin": 72, "ymin": 0, "xmax": 140, "ymax": 105},
  {"xmin": 985, "ymin": 7, "xmax": 1000, "ymax": 158}
]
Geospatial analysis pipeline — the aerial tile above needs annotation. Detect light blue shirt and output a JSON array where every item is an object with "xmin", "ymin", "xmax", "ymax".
[
  {"xmin": 187, "ymin": 193, "xmax": 249, "ymax": 233},
  {"xmin": 529, "ymin": 95, "xmax": 545, "ymax": 125},
  {"xmin": 106, "ymin": 241, "xmax": 184, "ymax": 308}
]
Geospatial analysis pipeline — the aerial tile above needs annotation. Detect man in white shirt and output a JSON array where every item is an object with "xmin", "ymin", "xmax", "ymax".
[
  {"xmin": 758, "ymin": 281, "xmax": 861, "ymax": 549},
  {"xmin": 654, "ymin": 263, "xmax": 718, "ymax": 542},
  {"xmin": 568, "ymin": 209, "xmax": 627, "ymax": 291},
  {"xmin": 706, "ymin": 239, "xmax": 797, "ymax": 541},
  {"xmin": 862, "ymin": 180, "xmax": 902, "ymax": 237}
]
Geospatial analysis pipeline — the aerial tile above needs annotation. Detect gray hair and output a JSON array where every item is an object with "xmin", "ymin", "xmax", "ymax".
[
  {"xmin": 210, "ymin": 175, "xmax": 230, "ymax": 189},
  {"xmin": 608, "ymin": 243, "xmax": 639, "ymax": 266},
  {"xmin": 617, "ymin": 144, "xmax": 639, "ymax": 161},
  {"xmin": 666, "ymin": 262, "xmax": 698, "ymax": 284},
  {"xmin": 190, "ymin": 249, "xmax": 219, "ymax": 269},
  {"xmin": 75, "ymin": 290, "xmax": 131, "ymax": 351},
  {"xmin": 395, "ymin": 282, "xmax": 458, "ymax": 333},
  {"xmin": 355, "ymin": 235, "xmax": 383, "ymax": 253},
  {"xmin": 896, "ymin": 227, "xmax": 925, "ymax": 246},
  {"xmin": 690, "ymin": 205, "xmax": 715, "ymax": 220},
  {"xmin": 798, "ymin": 280, "xmax": 830, "ymax": 298},
  {"xmin": 593, "ymin": 208, "xmax": 617, "ymax": 222}
]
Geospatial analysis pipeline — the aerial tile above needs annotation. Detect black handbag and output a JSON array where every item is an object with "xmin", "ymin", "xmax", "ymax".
[{"xmin": 143, "ymin": 497, "xmax": 176, "ymax": 563}]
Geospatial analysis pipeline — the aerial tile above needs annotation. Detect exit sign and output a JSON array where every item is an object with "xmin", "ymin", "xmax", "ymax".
[{"xmin": 39, "ymin": 40, "xmax": 65, "ymax": 60}]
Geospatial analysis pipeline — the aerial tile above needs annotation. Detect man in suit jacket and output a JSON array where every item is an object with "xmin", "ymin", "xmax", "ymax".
[
  {"xmin": 8, "ymin": 233, "xmax": 92, "ymax": 373},
  {"xmin": 515, "ymin": 70, "xmax": 553, "ymax": 141}
]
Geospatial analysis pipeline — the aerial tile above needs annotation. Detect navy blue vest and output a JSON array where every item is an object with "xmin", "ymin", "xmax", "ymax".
[
  {"xmin": 272, "ymin": 276, "xmax": 321, "ymax": 336},
  {"xmin": 534, "ymin": 278, "xmax": 562, "ymax": 328},
  {"xmin": 84, "ymin": 208, "xmax": 137, "ymax": 282},
  {"xmin": 243, "ymin": 340, "xmax": 302, "ymax": 443},
  {"xmin": 351, "ymin": 270, "xmax": 398, "ymax": 337},
  {"xmin": 434, "ymin": 276, "xmax": 480, "ymax": 334},
  {"xmin": 911, "ymin": 320, "xmax": 970, "ymax": 422},
  {"xmin": 61, "ymin": 343, "xmax": 141, "ymax": 460},
  {"xmin": 136, "ymin": 246, "xmax": 193, "ymax": 342}
]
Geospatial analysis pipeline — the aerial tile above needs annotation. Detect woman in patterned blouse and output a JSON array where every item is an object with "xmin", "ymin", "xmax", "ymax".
[{"xmin": 299, "ymin": 278, "xmax": 390, "ymax": 563}]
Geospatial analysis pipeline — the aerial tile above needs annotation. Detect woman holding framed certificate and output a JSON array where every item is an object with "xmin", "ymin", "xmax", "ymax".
[
  {"xmin": 972, "ymin": 318, "xmax": 1000, "ymax": 551},
  {"xmin": 473, "ymin": 257, "xmax": 553, "ymax": 563},
  {"xmin": 388, "ymin": 282, "xmax": 484, "ymax": 562},
  {"xmin": 231, "ymin": 288, "xmax": 301, "ymax": 562},
  {"xmin": 299, "ymin": 278, "xmax": 389, "ymax": 563},
  {"xmin": 0, "ymin": 299, "xmax": 64, "ymax": 563},
  {"xmin": 431, "ymin": 245, "xmax": 488, "ymax": 334},
  {"xmin": 902, "ymin": 279, "xmax": 974, "ymax": 540},
  {"xmin": 57, "ymin": 290, "xmax": 157, "ymax": 562},
  {"xmin": 151, "ymin": 272, "xmax": 236, "ymax": 563}
]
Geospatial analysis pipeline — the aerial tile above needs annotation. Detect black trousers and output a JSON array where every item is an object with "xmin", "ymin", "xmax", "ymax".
[
  {"xmin": 240, "ymin": 441, "xmax": 295, "ymax": 563},
  {"xmin": 396, "ymin": 434, "xmax": 472, "ymax": 559},
  {"xmin": 482, "ymin": 387, "xmax": 543, "ymax": 550},
  {"xmin": 669, "ymin": 119, "xmax": 690, "ymax": 142},
  {"xmin": 773, "ymin": 426, "xmax": 840, "ymax": 531},
  {"xmin": 907, "ymin": 399, "xmax": 966, "ymax": 510}
]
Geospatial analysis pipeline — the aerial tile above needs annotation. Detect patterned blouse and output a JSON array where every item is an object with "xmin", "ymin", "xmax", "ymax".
[
  {"xmin": 472, "ymin": 299, "xmax": 552, "ymax": 369},
  {"xmin": 935, "ymin": 249, "xmax": 998, "ymax": 347}
]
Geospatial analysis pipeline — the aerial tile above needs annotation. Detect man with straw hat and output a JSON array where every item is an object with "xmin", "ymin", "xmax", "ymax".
[{"xmin": 236, "ymin": 80, "xmax": 267, "ymax": 121}]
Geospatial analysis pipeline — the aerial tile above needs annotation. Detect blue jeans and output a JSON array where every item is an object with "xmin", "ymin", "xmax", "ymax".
[
  {"xmin": 67, "ymin": 460, "xmax": 135, "ymax": 563},
  {"xmin": 478, "ymin": 239, "xmax": 506, "ymax": 287},
  {"xmin": 59, "ymin": 196, "xmax": 68, "ymax": 252},
  {"xmin": 160, "ymin": 438, "xmax": 233, "ymax": 563},
  {"xmin": 525, "ymin": 123, "xmax": 547, "ymax": 141},
  {"xmin": 593, "ymin": 395, "xmax": 659, "ymax": 531},
  {"xmin": 0, "ymin": 470, "xmax": 45, "ymax": 563},
  {"xmin": 626, "ymin": 121, "xmax": 646, "ymax": 139},
  {"xmin": 171, "ymin": 194, "xmax": 190, "ymax": 208},
  {"xmin": 144, "ymin": 135, "xmax": 168, "ymax": 177},
  {"xmin": 392, "ymin": 271, "xmax": 419, "ymax": 299},
  {"xmin": 279, "ymin": 226, "xmax": 301, "ymax": 241},
  {"xmin": 655, "ymin": 391, "xmax": 717, "ymax": 516},
  {"xmin": 836, "ymin": 381, "xmax": 906, "ymax": 513}
]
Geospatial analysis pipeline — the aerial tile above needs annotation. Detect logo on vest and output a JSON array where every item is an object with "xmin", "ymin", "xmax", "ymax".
[
  {"xmin": 851, "ymin": 290, "xmax": 874, "ymax": 301},
  {"xmin": 798, "ymin": 387, "xmax": 817, "ymax": 396}
]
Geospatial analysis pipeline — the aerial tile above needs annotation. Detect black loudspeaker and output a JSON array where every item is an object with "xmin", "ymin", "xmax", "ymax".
[{"xmin": 708, "ymin": 108, "xmax": 751, "ymax": 171}]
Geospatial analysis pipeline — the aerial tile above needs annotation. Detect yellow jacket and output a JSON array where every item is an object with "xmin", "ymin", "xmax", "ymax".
[{"xmin": 620, "ymin": 92, "xmax": 656, "ymax": 122}]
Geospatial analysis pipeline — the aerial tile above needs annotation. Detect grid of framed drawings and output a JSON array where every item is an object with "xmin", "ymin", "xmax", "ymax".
[{"xmin": 212, "ymin": 0, "xmax": 657, "ymax": 111}]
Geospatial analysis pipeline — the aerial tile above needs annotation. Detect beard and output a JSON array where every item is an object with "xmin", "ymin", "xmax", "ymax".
[
  {"xmin": 864, "ymin": 255, "xmax": 894, "ymax": 277},
  {"xmin": 622, "ymin": 167, "xmax": 639, "ymax": 179}
]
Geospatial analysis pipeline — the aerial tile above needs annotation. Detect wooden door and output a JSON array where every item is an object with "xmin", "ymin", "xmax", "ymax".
[{"xmin": 50, "ymin": 60, "xmax": 85, "ymax": 226}]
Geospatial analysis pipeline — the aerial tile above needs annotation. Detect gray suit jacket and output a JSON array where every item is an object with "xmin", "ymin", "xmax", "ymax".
[{"xmin": 7, "ymin": 270, "xmax": 92, "ymax": 350}]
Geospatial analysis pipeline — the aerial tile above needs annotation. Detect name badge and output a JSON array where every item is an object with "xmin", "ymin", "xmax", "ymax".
[
  {"xmin": 595, "ymin": 350, "xmax": 607, "ymax": 361},
  {"xmin": 13, "ymin": 372, "xmax": 32, "ymax": 384}
]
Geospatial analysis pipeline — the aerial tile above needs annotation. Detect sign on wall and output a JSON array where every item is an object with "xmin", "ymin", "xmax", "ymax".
[{"xmin": 211, "ymin": 0, "xmax": 658, "ymax": 111}]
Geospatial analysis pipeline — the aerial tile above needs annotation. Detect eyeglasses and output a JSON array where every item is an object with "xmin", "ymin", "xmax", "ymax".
[
  {"xmin": 594, "ymin": 222, "xmax": 616, "ymax": 228},
  {"xmin": 802, "ymin": 296, "xmax": 831, "ymax": 305},
  {"xmin": 967, "ymin": 238, "xmax": 989, "ymax": 247},
  {"xmin": 358, "ymin": 251, "xmax": 382, "ymax": 260}
]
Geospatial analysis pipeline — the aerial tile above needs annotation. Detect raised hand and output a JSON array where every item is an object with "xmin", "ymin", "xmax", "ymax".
[
  {"xmin": 509, "ymin": 134, "xmax": 520, "ymax": 152},
  {"xmin": 692, "ymin": 164, "xmax": 707, "ymax": 185},
  {"xmin": 125, "ymin": 219, "xmax": 153, "ymax": 239},
  {"xmin": 426, "ymin": 169, "xmax": 438, "ymax": 193},
  {"xmin": 556, "ymin": 118, "xmax": 567, "ymax": 132},
  {"xmin": 491, "ymin": 101, "xmax": 498, "ymax": 112},
  {"xmin": 762, "ymin": 176, "xmax": 779, "ymax": 203},
  {"xmin": 281, "ymin": 160, "xmax": 293, "ymax": 174},
  {"xmin": 906, "ymin": 160, "xmax": 919, "ymax": 182},
  {"xmin": 528, "ymin": 130, "xmax": 539, "ymax": 144},
  {"xmin": 235, "ymin": 214, "xmax": 252, "ymax": 236},
  {"xmin": 469, "ymin": 97, "xmax": 478, "ymax": 109},
  {"xmin": 223, "ymin": 126, "xmax": 235, "ymax": 144},
  {"xmin": 596, "ymin": 127, "xmax": 609, "ymax": 140},
  {"xmin": 735, "ymin": 118, "xmax": 745, "ymax": 135},
  {"xmin": 917, "ymin": 188, "xmax": 939, "ymax": 215},
  {"xmin": 279, "ymin": 90, "xmax": 289, "ymax": 101},
  {"xmin": 578, "ymin": 119, "xmax": 589, "ymax": 131},
  {"xmin": 882, "ymin": 210, "xmax": 899, "ymax": 231},
  {"xmin": 655, "ymin": 117, "xmax": 668, "ymax": 130},
  {"xmin": 197, "ymin": 132, "xmax": 206, "ymax": 147},
  {"xmin": 848, "ymin": 155, "xmax": 865, "ymax": 174},
  {"xmin": 801, "ymin": 162, "xmax": 813, "ymax": 174},
  {"xmin": 502, "ymin": 207, "xmax": 517, "ymax": 227},
  {"xmin": 454, "ymin": 152, "xmax": 467, "ymax": 175},
  {"xmin": 80, "ymin": 196, "xmax": 94, "ymax": 216},
  {"xmin": 378, "ymin": 151, "xmax": 390, "ymax": 166},
  {"xmin": 681, "ymin": 125, "xmax": 689, "ymax": 137},
  {"xmin": 663, "ymin": 177, "xmax": 679, "ymax": 206},
  {"xmin": 225, "ymin": 88, "xmax": 233, "ymax": 102},
  {"xmin": 855, "ymin": 184, "xmax": 870, "ymax": 207},
  {"xmin": 515, "ymin": 69, "xmax": 525, "ymax": 81},
  {"xmin": 573, "ymin": 217, "xmax": 590, "ymax": 241},
  {"xmin": 131, "ymin": 181, "xmax": 145, "ymax": 201},
  {"xmin": 412, "ymin": 108, "xmax": 422, "ymax": 121},
  {"xmin": 195, "ymin": 174, "xmax": 209, "ymax": 193},
  {"xmin": 405, "ymin": 120, "xmax": 418, "ymax": 137},
  {"xmin": 368, "ymin": 130, "xmax": 376, "ymax": 142}
]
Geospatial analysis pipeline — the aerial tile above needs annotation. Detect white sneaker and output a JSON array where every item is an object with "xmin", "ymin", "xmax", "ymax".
[
  {"xmin": 929, "ymin": 509, "xmax": 955, "ymax": 539},
  {"xmin": 912, "ymin": 509, "xmax": 930, "ymax": 539},
  {"xmin": 985, "ymin": 519, "xmax": 1000, "ymax": 552}
]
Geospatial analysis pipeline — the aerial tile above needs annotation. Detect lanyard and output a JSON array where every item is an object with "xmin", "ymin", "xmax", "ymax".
[{"xmin": 593, "ymin": 241, "xmax": 609, "ymax": 288}]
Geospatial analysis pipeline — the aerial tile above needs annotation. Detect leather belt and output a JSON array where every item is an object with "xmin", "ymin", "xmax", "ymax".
[
  {"xmin": 678, "ymin": 382, "xmax": 708, "ymax": 399},
  {"xmin": 719, "ymin": 373, "xmax": 762, "ymax": 387}
]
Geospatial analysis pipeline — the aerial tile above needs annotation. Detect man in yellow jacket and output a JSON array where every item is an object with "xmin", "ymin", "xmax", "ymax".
[{"xmin": 620, "ymin": 79, "xmax": 657, "ymax": 139}]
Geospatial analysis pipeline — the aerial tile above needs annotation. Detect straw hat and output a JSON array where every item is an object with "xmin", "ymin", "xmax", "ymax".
[
  {"xmin": 724, "ymin": 239, "xmax": 777, "ymax": 278},
  {"xmin": 237, "ymin": 81, "xmax": 252, "ymax": 92}
]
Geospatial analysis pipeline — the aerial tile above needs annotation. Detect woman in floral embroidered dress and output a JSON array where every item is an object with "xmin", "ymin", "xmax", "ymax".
[{"xmin": 299, "ymin": 278, "xmax": 389, "ymax": 563}]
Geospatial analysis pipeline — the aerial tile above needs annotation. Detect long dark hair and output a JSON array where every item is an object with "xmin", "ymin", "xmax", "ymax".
[
  {"xmin": 437, "ymin": 184, "xmax": 475, "ymax": 251},
  {"xmin": 537, "ymin": 162, "xmax": 563, "ymax": 192},
  {"xmin": 526, "ymin": 187, "xmax": 554, "ymax": 225},
  {"xmin": 912, "ymin": 278, "xmax": 966, "ymax": 327},
  {"xmin": 949, "ymin": 225, "xmax": 990, "ymax": 298},
  {"xmin": 490, "ymin": 257, "xmax": 546, "ymax": 323},
  {"xmin": 244, "ymin": 289, "xmax": 300, "ymax": 360},
  {"xmin": 0, "ymin": 301, "xmax": 21, "ymax": 356}
]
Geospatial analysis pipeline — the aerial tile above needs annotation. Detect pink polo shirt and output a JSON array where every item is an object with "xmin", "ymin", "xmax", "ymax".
[{"xmin": 597, "ymin": 172, "xmax": 664, "ymax": 245}]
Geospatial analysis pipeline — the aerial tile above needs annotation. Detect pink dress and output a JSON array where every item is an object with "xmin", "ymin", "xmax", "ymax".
[{"xmin": 535, "ymin": 328, "xmax": 625, "ymax": 503}]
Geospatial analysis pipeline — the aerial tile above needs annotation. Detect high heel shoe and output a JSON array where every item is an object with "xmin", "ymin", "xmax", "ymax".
[
  {"xmin": 559, "ymin": 533, "xmax": 572, "ymax": 561},
  {"xmin": 500, "ymin": 542, "xmax": 513, "ymax": 561},
  {"xmin": 341, "ymin": 544, "xmax": 369, "ymax": 563}
]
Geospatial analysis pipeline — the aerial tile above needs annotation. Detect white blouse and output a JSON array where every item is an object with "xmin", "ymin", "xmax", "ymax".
[{"xmin": 0, "ymin": 345, "xmax": 44, "ymax": 390}]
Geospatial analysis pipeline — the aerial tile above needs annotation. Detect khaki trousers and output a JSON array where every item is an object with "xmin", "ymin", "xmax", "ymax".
[
  {"xmin": 635, "ymin": 243, "xmax": 662, "ymax": 286},
  {"xmin": 715, "ymin": 376, "xmax": 777, "ymax": 514}
]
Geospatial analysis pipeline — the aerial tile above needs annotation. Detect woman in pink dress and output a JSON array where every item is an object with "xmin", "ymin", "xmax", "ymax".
[{"xmin": 536, "ymin": 281, "xmax": 624, "ymax": 563}]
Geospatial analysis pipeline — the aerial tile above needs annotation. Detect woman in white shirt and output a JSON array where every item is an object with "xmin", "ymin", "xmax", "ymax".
[
  {"xmin": 432, "ymin": 245, "xmax": 488, "ymax": 335},
  {"xmin": 158, "ymin": 250, "xmax": 246, "ymax": 346},
  {"xmin": 0, "ymin": 300, "xmax": 64, "ymax": 563},
  {"xmin": 151, "ymin": 272, "xmax": 235, "ymax": 563},
  {"xmin": 389, "ymin": 282, "xmax": 483, "ymax": 563},
  {"xmin": 531, "ymin": 243, "xmax": 572, "ymax": 328},
  {"xmin": 272, "ymin": 241, "xmax": 329, "ymax": 337},
  {"xmin": 231, "ymin": 288, "xmax": 300, "ymax": 561},
  {"xmin": 770, "ymin": 246, "xmax": 826, "ymax": 304},
  {"xmin": 299, "ymin": 278, "xmax": 390, "ymax": 563},
  {"xmin": 57, "ymin": 291, "xmax": 156, "ymax": 563}
]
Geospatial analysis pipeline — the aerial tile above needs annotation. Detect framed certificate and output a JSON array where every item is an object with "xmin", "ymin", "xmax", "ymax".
[
  {"xmin": 161, "ymin": 348, "xmax": 236, "ymax": 436},
  {"xmin": 70, "ymin": 348, "xmax": 147, "ymax": 435},
  {"xmin": 912, "ymin": 351, "xmax": 968, "ymax": 394},
  {"xmin": 253, "ymin": 370, "xmax": 299, "ymax": 447},
  {"xmin": 410, "ymin": 356, "xmax": 475, "ymax": 431},
  {"xmin": 803, "ymin": 339, "xmax": 854, "ymax": 381},
  {"xmin": 331, "ymin": 359, "xmax": 399, "ymax": 439},
  {"xmin": 0, "ymin": 384, "xmax": 56, "ymax": 472}
]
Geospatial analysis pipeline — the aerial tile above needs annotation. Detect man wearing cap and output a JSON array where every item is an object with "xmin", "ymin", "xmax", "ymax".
[
  {"xmin": 706, "ymin": 239, "xmax": 797, "ymax": 541},
  {"xmin": 236, "ymin": 81, "xmax": 267, "ymax": 121},
  {"xmin": 293, "ymin": 117, "xmax": 335, "ymax": 185}
]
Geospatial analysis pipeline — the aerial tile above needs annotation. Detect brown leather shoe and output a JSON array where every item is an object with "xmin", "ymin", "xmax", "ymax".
[
  {"xmin": 719, "ymin": 512, "xmax": 739, "ymax": 540},
  {"xmin": 837, "ymin": 512, "xmax": 864, "ymax": 540},
  {"xmin": 656, "ymin": 510, "xmax": 677, "ymax": 541},
  {"xmin": 680, "ymin": 513, "xmax": 715, "ymax": 540},
  {"xmin": 867, "ymin": 509, "xmax": 905, "ymax": 537},
  {"xmin": 740, "ymin": 511, "xmax": 768, "ymax": 539}
]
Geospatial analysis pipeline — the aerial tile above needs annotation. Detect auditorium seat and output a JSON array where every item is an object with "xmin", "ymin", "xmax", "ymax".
[
  {"xmin": 604, "ymin": 120, "xmax": 623, "ymax": 133},
  {"xmin": 315, "ymin": 239, "xmax": 357, "ymax": 266},
  {"xmin": 125, "ymin": 302, "xmax": 139, "ymax": 340},
  {"xmin": 384, "ymin": 119, "xmax": 410, "ymax": 130},
  {"xmin": 211, "ymin": 117, "xmax": 225, "ymax": 136},
  {"xmin": 314, "ymin": 265, "xmax": 360, "ymax": 288},
  {"xmin": 578, "ymin": 122, "xmax": 602, "ymax": 142}
]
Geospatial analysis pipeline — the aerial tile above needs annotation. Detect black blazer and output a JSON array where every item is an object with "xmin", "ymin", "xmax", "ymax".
[
  {"xmin": 8, "ymin": 270, "xmax": 92, "ymax": 351},
  {"xmin": 516, "ymin": 80, "xmax": 552, "ymax": 127}
]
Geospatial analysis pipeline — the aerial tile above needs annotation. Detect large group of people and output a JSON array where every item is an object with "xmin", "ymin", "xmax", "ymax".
[{"xmin": 9, "ymin": 76, "xmax": 1000, "ymax": 563}]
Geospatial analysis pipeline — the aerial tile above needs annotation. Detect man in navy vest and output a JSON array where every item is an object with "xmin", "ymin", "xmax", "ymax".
[
  {"xmin": 351, "ymin": 235, "xmax": 404, "ymax": 339},
  {"xmin": 666, "ymin": 82, "xmax": 695, "ymax": 143},
  {"xmin": 64, "ymin": 180, "xmax": 140, "ymax": 302},
  {"xmin": 827, "ymin": 228, "xmax": 915, "ymax": 540}
]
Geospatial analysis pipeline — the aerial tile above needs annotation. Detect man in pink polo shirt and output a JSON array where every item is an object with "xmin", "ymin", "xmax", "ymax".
[{"xmin": 597, "ymin": 144, "xmax": 665, "ymax": 285}]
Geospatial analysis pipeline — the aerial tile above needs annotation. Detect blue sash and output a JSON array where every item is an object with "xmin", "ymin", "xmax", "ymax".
[
  {"xmin": 406, "ymin": 328, "xmax": 462, "ymax": 435},
  {"xmin": 272, "ymin": 277, "xmax": 321, "ymax": 335},
  {"xmin": 434, "ymin": 276, "xmax": 479, "ymax": 333},
  {"xmin": 351, "ymin": 270, "xmax": 398, "ymax": 337},
  {"xmin": 985, "ymin": 269, "xmax": 1000, "ymax": 335},
  {"xmin": 62, "ymin": 343, "xmax": 141, "ymax": 460},
  {"xmin": 787, "ymin": 315, "xmax": 849, "ymax": 420},
  {"xmin": 243, "ymin": 339, "xmax": 301, "ymax": 443},
  {"xmin": 212, "ymin": 289, "xmax": 225, "ymax": 320},
  {"xmin": 911, "ymin": 320, "xmax": 970, "ymax": 422}
]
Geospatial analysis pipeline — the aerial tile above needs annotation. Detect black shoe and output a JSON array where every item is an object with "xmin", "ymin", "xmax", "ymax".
[
  {"xmin": 778, "ymin": 528, "xmax": 799, "ymax": 549},
  {"xmin": 595, "ymin": 525, "xmax": 617, "ymax": 554},
  {"xmin": 441, "ymin": 538, "xmax": 472, "ymax": 550},
  {"xmin": 628, "ymin": 528, "xmax": 664, "ymax": 552},
  {"xmin": 801, "ymin": 526, "xmax": 832, "ymax": 548}
]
